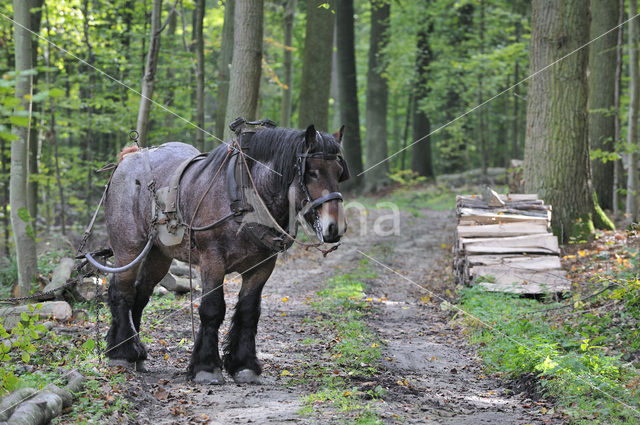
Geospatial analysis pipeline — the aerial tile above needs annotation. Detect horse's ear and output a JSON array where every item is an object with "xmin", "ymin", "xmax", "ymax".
[
  {"xmin": 304, "ymin": 125, "xmax": 316, "ymax": 150},
  {"xmin": 333, "ymin": 125, "xmax": 345, "ymax": 144}
]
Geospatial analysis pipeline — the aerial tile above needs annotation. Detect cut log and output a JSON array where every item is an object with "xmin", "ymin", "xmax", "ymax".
[
  {"xmin": 70, "ymin": 277, "xmax": 106, "ymax": 302},
  {"xmin": 473, "ymin": 267, "xmax": 571, "ymax": 294},
  {"xmin": 6, "ymin": 391, "xmax": 63, "ymax": 424},
  {"xmin": 458, "ymin": 208, "xmax": 550, "ymax": 226},
  {"xmin": 0, "ymin": 388, "xmax": 37, "ymax": 421},
  {"xmin": 159, "ymin": 273, "xmax": 193, "ymax": 294},
  {"xmin": 460, "ymin": 234, "xmax": 559, "ymax": 255},
  {"xmin": 457, "ymin": 194, "xmax": 539, "ymax": 202},
  {"xmin": 467, "ymin": 255, "xmax": 562, "ymax": 271},
  {"xmin": 41, "ymin": 258, "xmax": 75, "ymax": 299},
  {"xmin": 456, "ymin": 222, "xmax": 549, "ymax": 238},
  {"xmin": 482, "ymin": 187, "xmax": 506, "ymax": 207},
  {"xmin": 64, "ymin": 370, "xmax": 85, "ymax": 394},
  {"xmin": 0, "ymin": 302, "xmax": 72, "ymax": 329}
]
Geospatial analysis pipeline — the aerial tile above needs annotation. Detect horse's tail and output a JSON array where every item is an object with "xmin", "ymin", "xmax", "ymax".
[{"xmin": 118, "ymin": 145, "xmax": 139, "ymax": 162}]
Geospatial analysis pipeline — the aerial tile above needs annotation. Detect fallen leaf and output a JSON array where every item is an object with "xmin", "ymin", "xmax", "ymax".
[{"xmin": 154, "ymin": 387, "xmax": 169, "ymax": 401}]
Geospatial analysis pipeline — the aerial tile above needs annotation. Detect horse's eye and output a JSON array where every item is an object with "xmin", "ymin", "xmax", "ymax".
[{"xmin": 307, "ymin": 170, "xmax": 319, "ymax": 180}]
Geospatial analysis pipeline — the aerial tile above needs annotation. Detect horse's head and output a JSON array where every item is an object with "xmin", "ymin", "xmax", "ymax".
[{"xmin": 292, "ymin": 125, "xmax": 349, "ymax": 244}]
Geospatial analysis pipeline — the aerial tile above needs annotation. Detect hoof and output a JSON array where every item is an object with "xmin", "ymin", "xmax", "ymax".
[
  {"xmin": 135, "ymin": 360, "xmax": 148, "ymax": 373},
  {"xmin": 108, "ymin": 359, "xmax": 134, "ymax": 370},
  {"xmin": 233, "ymin": 369, "xmax": 261, "ymax": 385},
  {"xmin": 194, "ymin": 369, "xmax": 225, "ymax": 385}
]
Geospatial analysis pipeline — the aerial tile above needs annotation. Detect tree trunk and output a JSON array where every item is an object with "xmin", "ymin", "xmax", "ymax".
[
  {"xmin": 410, "ymin": 21, "xmax": 434, "ymax": 178},
  {"xmin": 477, "ymin": 0, "xmax": 487, "ymax": 177},
  {"xmin": 27, "ymin": 0, "xmax": 44, "ymax": 232},
  {"xmin": 589, "ymin": 0, "xmax": 618, "ymax": 210},
  {"xmin": 11, "ymin": 0, "xmax": 38, "ymax": 297},
  {"xmin": 613, "ymin": 0, "xmax": 624, "ymax": 218},
  {"xmin": 280, "ymin": 0, "xmax": 297, "ymax": 128},
  {"xmin": 136, "ymin": 0, "xmax": 163, "ymax": 147},
  {"xmin": 194, "ymin": 0, "xmax": 205, "ymax": 151},
  {"xmin": 297, "ymin": 0, "xmax": 335, "ymax": 131},
  {"xmin": 82, "ymin": 0, "xmax": 94, "ymax": 223},
  {"xmin": 44, "ymin": 3, "xmax": 65, "ymax": 236},
  {"xmin": 364, "ymin": 0, "xmax": 391, "ymax": 192},
  {"xmin": 524, "ymin": 0, "xmax": 610, "ymax": 240},
  {"xmin": 223, "ymin": 0, "xmax": 263, "ymax": 141},
  {"xmin": 164, "ymin": 8, "xmax": 177, "ymax": 136},
  {"xmin": 512, "ymin": 18, "xmax": 521, "ymax": 161},
  {"xmin": 627, "ymin": 0, "xmax": 640, "ymax": 223},
  {"xmin": 216, "ymin": 0, "xmax": 234, "ymax": 140},
  {"xmin": 336, "ymin": 0, "xmax": 363, "ymax": 189}
]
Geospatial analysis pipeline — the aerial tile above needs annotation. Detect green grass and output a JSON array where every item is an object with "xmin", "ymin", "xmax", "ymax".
[
  {"xmin": 357, "ymin": 184, "xmax": 456, "ymax": 216},
  {"xmin": 458, "ymin": 286, "xmax": 640, "ymax": 424},
  {"xmin": 296, "ymin": 259, "xmax": 383, "ymax": 424}
]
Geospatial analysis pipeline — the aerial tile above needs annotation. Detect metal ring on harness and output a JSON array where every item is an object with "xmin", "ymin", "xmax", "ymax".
[{"xmin": 84, "ymin": 236, "xmax": 154, "ymax": 274}]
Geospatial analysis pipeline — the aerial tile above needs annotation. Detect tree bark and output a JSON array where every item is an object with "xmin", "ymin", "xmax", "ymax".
[
  {"xmin": 136, "ymin": 0, "xmax": 163, "ymax": 147},
  {"xmin": 613, "ymin": 0, "xmax": 624, "ymax": 218},
  {"xmin": 11, "ymin": 0, "xmax": 38, "ymax": 297},
  {"xmin": 410, "ymin": 21, "xmax": 434, "ymax": 178},
  {"xmin": 477, "ymin": 0, "xmax": 487, "ymax": 177},
  {"xmin": 27, "ymin": 0, "xmax": 44, "ymax": 232},
  {"xmin": 216, "ymin": 0, "xmax": 234, "ymax": 140},
  {"xmin": 280, "ymin": 0, "xmax": 297, "ymax": 128},
  {"xmin": 589, "ymin": 0, "xmax": 619, "ymax": 210},
  {"xmin": 524, "ymin": 0, "xmax": 610, "ymax": 240},
  {"xmin": 223, "ymin": 0, "xmax": 263, "ymax": 141},
  {"xmin": 194, "ymin": 0, "xmax": 205, "ymax": 151},
  {"xmin": 627, "ymin": 0, "xmax": 640, "ymax": 222},
  {"xmin": 164, "ymin": 8, "xmax": 177, "ymax": 134},
  {"xmin": 336, "ymin": 0, "xmax": 363, "ymax": 189},
  {"xmin": 364, "ymin": 0, "xmax": 390, "ymax": 192},
  {"xmin": 297, "ymin": 0, "xmax": 335, "ymax": 132}
]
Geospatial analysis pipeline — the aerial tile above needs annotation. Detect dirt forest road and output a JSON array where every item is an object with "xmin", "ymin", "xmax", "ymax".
[{"xmin": 104, "ymin": 206, "xmax": 563, "ymax": 424}]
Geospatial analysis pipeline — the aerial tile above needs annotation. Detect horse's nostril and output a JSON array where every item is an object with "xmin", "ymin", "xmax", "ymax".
[{"xmin": 327, "ymin": 222, "xmax": 337, "ymax": 238}]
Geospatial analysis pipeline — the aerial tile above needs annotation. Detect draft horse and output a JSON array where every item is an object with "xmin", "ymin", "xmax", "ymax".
[{"xmin": 102, "ymin": 123, "xmax": 348, "ymax": 384}]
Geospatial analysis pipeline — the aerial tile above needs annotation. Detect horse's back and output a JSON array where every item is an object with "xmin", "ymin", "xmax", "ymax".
[{"xmin": 105, "ymin": 142, "xmax": 201, "ymax": 250}]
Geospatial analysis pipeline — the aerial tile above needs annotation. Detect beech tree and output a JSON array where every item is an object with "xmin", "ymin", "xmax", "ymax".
[
  {"xmin": 411, "ymin": 21, "xmax": 434, "ymax": 178},
  {"xmin": 10, "ymin": 0, "xmax": 38, "ymax": 297},
  {"xmin": 627, "ymin": 0, "xmax": 640, "ymax": 222},
  {"xmin": 297, "ymin": 0, "xmax": 335, "ymax": 131},
  {"xmin": 364, "ymin": 0, "xmax": 391, "ymax": 192},
  {"xmin": 223, "ymin": 0, "xmax": 263, "ymax": 140},
  {"xmin": 136, "ymin": 0, "xmax": 164, "ymax": 147},
  {"xmin": 336, "ymin": 0, "xmax": 363, "ymax": 189},
  {"xmin": 589, "ymin": 0, "xmax": 619, "ymax": 210},
  {"xmin": 216, "ymin": 0, "xmax": 234, "ymax": 140},
  {"xmin": 524, "ymin": 0, "xmax": 612, "ymax": 239}
]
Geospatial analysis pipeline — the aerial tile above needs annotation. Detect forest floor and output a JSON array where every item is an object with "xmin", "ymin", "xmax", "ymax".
[{"xmin": 50, "ymin": 203, "xmax": 563, "ymax": 424}]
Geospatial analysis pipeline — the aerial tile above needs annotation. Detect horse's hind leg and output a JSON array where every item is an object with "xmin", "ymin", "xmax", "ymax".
[
  {"xmin": 130, "ymin": 249, "xmax": 172, "ymax": 370},
  {"xmin": 105, "ymin": 267, "xmax": 145, "ymax": 366},
  {"xmin": 105, "ymin": 248, "xmax": 171, "ymax": 369},
  {"xmin": 189, "ymin": 255, "xmax": 226, "ymax": 384},
  {"xmin": 223, "ymin": 257, "xmax": 277, "ymax": 384}
]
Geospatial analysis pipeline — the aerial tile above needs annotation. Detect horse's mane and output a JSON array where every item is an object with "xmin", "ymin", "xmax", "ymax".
[{"xmin": 200, "ymin": 127, "xmax": 342, "ymax": 188}]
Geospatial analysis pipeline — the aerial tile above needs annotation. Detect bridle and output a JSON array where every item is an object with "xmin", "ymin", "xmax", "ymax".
[{"xmin": 294, "ymin": 132, "xmax": 350, "ymax": 243}]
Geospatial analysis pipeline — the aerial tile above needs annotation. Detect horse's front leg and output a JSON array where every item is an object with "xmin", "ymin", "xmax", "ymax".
[
  {"xmin": 224, "ymin": 256, "xmax": 277, "ymax": 384},
  {"xmin": 189, "ymin": 255, "xmax": 227, "ymax": 384}
]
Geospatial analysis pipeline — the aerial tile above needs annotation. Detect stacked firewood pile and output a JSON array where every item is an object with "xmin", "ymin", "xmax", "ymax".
[{"xmin": 453, "ymin": 188, "xmax": 571, "ymax": 294}]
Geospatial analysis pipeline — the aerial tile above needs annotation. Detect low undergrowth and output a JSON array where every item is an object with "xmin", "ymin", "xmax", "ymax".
[
  {"xmin": 0, "ymin": 303, "xmax": 133, "ymax": 424},
  {"xmin": 458, "ymin": 243, "xmax": 640, "ymax": 425},
  {"xmin": 294, "ymin": 259, "xmax": 384, "ymax": 424}
]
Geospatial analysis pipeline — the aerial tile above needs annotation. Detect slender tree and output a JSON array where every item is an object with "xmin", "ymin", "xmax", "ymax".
[
  {"xmin": 27, "ymin": 0, "xmax": 44, "ymax": 230},
  {"xmin": 613, "ymin": 0, "xmax": 624, "ymax": 217},
  {"xmin": 589, "ymin": 0, "xmax": 619, "ymax": 210},
  {"xmin": 524, "ymin": 0, "xmax": 612, "ymax": 239},
  {"xmin": 364, "ymin": 0, "xmax": 391, "ymax": 192},
  {"xmin": 136, "ymin": 0, "xmax": 163, "ymax": 147},
  {"xmin": 11, "ymin": 0, "xmax": 38, "ymax": 297},
  {"xmin": 194, "ymin": 0, "xmax": 205, "ymax": 151},
  {"xmin": 297, "ymin": 0, "xmax": 335, "ymax": 131},
  {"xmin": 411, "ymin": 21, "xmax": 434, "ymax": 178},
  {"xmin": 216, "ymin": 0, "xmax": 234, "ymax": 140},
  {"xmin": 336, "ymin": 0, "xmax": 363, "ymax": 189},
  {"xmin": 627, "ymin": 0, "xmax": 640, "ymax": 222},
  {"xmin": 280, "ymin": 0, "xmax": 297, "ymax": 128},
  {"xmin": 223, "ymin": 0, "xmax": 263, "ymax": 141}
]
